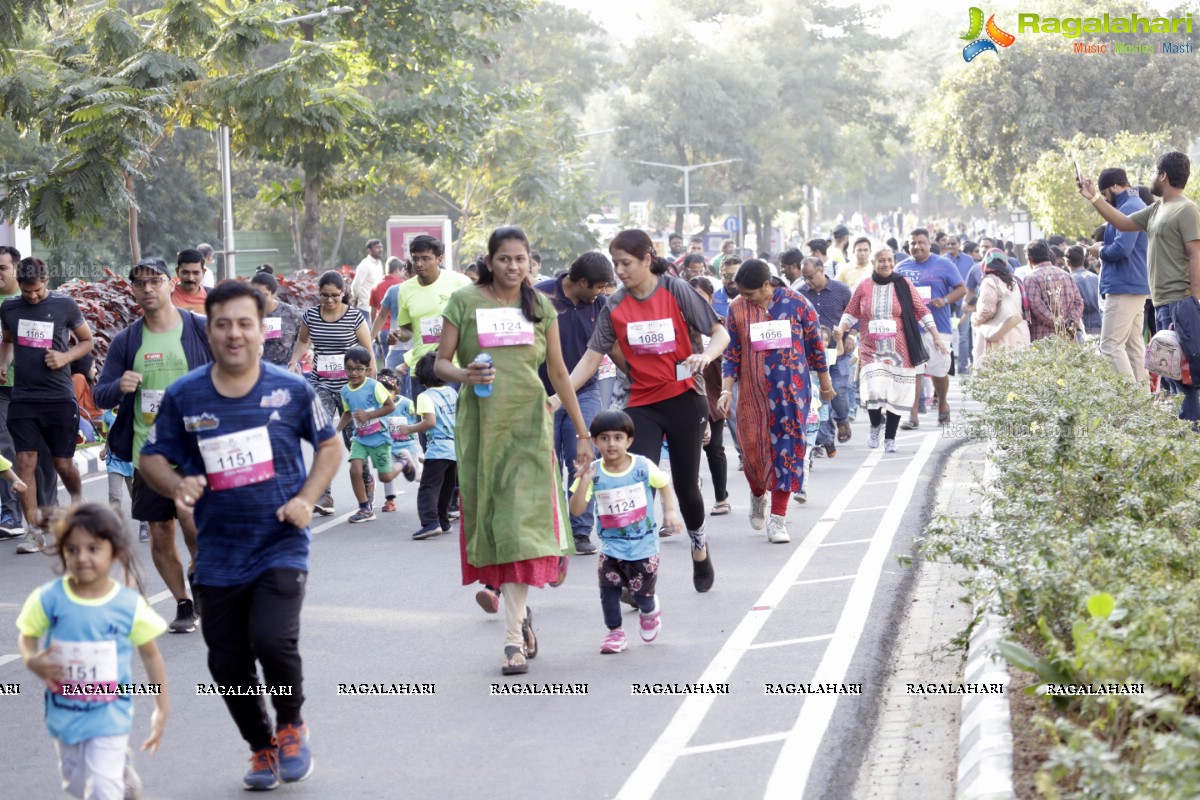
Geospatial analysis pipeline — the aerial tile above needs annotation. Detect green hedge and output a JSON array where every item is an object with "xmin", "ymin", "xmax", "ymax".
[{"xmin": 925, "ymin": 339, "xmax": 1200, "ymax": 799}]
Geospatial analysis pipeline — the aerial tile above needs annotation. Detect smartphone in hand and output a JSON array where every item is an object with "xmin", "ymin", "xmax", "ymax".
[{"xmin": 1073, "ymin": 159, "xmax": 1082, "ymax": 188}]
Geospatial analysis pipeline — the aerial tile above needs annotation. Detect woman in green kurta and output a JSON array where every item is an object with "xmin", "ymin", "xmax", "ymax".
[{"xmin": 435, "ymin": 226, "xmax": 591, "ymax": 676}]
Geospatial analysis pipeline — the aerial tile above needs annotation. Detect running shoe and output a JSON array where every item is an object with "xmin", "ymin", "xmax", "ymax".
[
  {"xmin": 767, "ymin": 515, "xmax": 791, "ymax": 544},
  {"xmin": 813, "ymin": 446, "xmax": 826, "ymax": 459},
  {"xmin": 793, "ymin": 491, "xmax": 807, "ymax": 504},
  {"xmin": 0, "ymin": 523, "xmax": 21, "ymax": 540},
  {"xmin": 243, "ymin": 746, "xmax": 280, "ymax": 791},
  {"xmin": 276, "ymin": 722, "xmax": 313, "ymax": 783},
  {"xmin": 348, "ymin": 507, "xmax": 375, "ymax": 524},
  {"xmin": 313, "ymin": 492, "xmax": 335, "ymax": 516},
  {"xmin": 169, "ymin": 599, "xmax": 198, "ymax": 634},
  {"xmin": 138, "ymin": 521, "xmax": 150, "ymax": 542},
  {"xmin": 381, "ymin": 498, "xmax": 397, "ymax": 513},
  {"xmin": 868, "ymin": 425, "xmax": 883, "ymax": 449},
  {"xmin": 600, "ymin": 629, "xmax": 627, "ymax": 654},
  {"xmin": 400, "ymin": 457, "xmax": 416, "ymax": 482},
  {"xmin": 749, "ymin": 494, "xmax": 768, "ymax": 531},
  {"xmin": 638, "ymin": 597, "xmax": 662, "ymax": 643},
  {"xmin": 573, "ymin": 533, "xmax": 597, "ymax": 555},
  {"xmin": 884, "ymin": 439, "xmax": 898, "ymax": 454},
  {"xmin": 15, "ymin": 527, "xmax": 44, "ymax": 554},
  {"xmin": 412, "ymin": 521, "xmax": 441, "ymax": 540}
]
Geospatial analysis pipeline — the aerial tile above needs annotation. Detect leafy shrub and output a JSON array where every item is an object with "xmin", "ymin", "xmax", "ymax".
[{"xmin": 924, "ymin": 338, "xmax": 1200, "ymax": 798}]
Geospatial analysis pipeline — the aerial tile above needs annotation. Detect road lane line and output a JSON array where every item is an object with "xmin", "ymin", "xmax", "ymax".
[
  {"xmin": 744, "ymin": 634, "xmax": 834, "ymax": 651},
  {"xmin": 0, "ymin": 654, "xmax": 19, "ymax": 668},
  {"xmin": 792, "ymin": 575, "xmax": 855, "ymax": 586},
  {"xmin": 764, "ymin": 431, "xmax": 939, "ymax": 799},
  {"xmin": 840, "ymin": 505, "xmax": 892, "ymax": 513},
  {"xmin": 615, "ymin": 448, "xmax": 885, "ymax": 800},
  {"xmin": 679, "ymin": 731, "xmax": 790, "ymax": 756},
  {"xmin": 818, "ymin": 538, "xmax": 874, "ymax": 547}
]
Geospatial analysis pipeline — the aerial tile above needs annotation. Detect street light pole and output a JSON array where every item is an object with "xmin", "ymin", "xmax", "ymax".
[
  {"xmin": 216, "ymin": 5, "xmax": 356, "ymax": 281},
  {"xmin": 632, "ymin": 158, "xmax": 743, "ymax": 222}
]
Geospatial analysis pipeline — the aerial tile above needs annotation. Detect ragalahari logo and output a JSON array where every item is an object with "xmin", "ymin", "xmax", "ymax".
[{"xmin": 961, "ymin": 7, "xmax": 1016, "ymax": 62}]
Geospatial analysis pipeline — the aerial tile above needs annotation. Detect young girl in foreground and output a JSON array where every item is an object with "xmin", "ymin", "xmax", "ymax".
[
  {"xmin": 17, "ymin": 503, "xmax": 169, "ymax": 800},
  {"xmin": 570, "ymin": 410, "xmax": 683, "ymax": 654}
]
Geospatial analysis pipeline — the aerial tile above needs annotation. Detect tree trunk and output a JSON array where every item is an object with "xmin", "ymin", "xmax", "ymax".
[
  {"xmin": 674, "ymin": 207, "xmax": 683, "ymax": 235},
  {"xmin": 329, "ymin": 202, "xmax": 347, "ymax": 269},
  {"xmin": 301, "ymin": 176, "xmax": 322, "ymax": 270},
  {"xmin": 289, "ymin": 197, "xmax": 302, "ymax": 272},
  {"xmin": 749, "ymin": 205, "xmax": 762, "ymax": 248},
  {"xmin": 762, "ymin": 211, "xmax": 774, "ymax": 255},
  {"xmin": 126, "ymin": 171, "xmax": 140, "ymax": 265}
]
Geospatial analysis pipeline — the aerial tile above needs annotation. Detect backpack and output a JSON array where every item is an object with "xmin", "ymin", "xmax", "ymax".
[{"xmin": 1145, "ymin": 329, "xmax": 1192, "ymax": 383}]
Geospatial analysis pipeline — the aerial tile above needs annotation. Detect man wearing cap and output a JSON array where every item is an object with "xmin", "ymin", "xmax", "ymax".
[
  {"xmin": 94, "ymin": 257, "xmax": 213, "ymax": 632},
  {"xmin": 0, "ymin": 257, "xmax": 93, "ymax": 553},
  {"xmin": 172, "ymin": 248, "xmax": 208, "ymax": 314},
  {"xmin": 828, "ymin": 225, "xmax": 851, "ymax": 268},
  {"xmin": 1086, "ymin": 168, "xmax": 1150, "ymax": 384}
]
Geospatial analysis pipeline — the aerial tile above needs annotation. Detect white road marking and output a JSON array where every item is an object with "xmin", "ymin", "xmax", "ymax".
[
  {"xmin": 744, "ymin": 633, "xmax": 834, "ymax": 651},
  {"xmin": 840, "ymin": 505, "xmax": 892, "ymax": 513},
  {"xmin": 764, "ymin": 431, "xmax": 939, "ymax": 798},
  {"xmin": 615, "ymin": 447, "xmax": 886, "ymax": 800},
  {"xmin": 679, "ymin": 731, "xmax": 790, "ymax": 756},
  {"xmin": 818, "ymin": 538, "xmax": 874, "ymax": 547},
  {"xmin": 792, "ymin": 575, "xmax": 855, "ymax": 586}
]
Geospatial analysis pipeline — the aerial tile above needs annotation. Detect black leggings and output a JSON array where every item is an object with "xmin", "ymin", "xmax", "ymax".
[
  {"xmin": 627, "ymin": 391, "xmax": 708, "ymax": 532},
  {"xmin": 703, "ymin": 418, "xmax": 729, "ymax": 503},
  {"xmin": 868, "ymin": 408, "xmax": 901, "ymax": 440}
]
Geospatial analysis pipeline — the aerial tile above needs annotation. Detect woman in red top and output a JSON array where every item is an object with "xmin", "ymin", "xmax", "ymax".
[{"xmin": 566, "ymin": 230, "xmax": 729, "ymax": 592}]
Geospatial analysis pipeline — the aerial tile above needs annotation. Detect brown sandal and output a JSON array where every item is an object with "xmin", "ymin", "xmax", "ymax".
[
  {"xmin": 501, "ymin": 645, "xmax": 528, "ymax": 675},
  {"xmin": 522, "ymin": 608, "xmax": 537, "ymax": 659}
]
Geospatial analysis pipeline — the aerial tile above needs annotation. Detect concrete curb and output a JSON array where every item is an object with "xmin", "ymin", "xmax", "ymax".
[
  {"xmin": 956, "ymin": 606, "xmax": 1015, "ymax": 799},
  {"xmin": 74, "ymin": 447, "xmax": 106, "ymax": 478},
  {"xmin": 956, "ymin": 444, "xmax": 1015, "ymax": 800}
]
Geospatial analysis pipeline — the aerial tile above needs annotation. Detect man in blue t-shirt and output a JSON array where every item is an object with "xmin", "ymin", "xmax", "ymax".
[
  {"xmin": 895, "ymin": 229, "xmax": 965, "ymax": 427},
  {"xmin": 140, "ymin": 282, "xmax": 342, "ymax": 791},
  {"xmin": 536, "ymin": 252, "xmax": 612, "ymax": 555}
]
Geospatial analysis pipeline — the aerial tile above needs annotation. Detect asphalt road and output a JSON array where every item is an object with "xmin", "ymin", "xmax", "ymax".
[{"xmin": 0, "ymin": 381, "xmax": 975, "ymax": 800}]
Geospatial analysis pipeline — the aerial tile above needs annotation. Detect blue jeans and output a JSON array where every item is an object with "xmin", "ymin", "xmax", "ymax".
[
  {"xmin": 555, "ymin": 385, "xmax": 601, "ymax": 537},
  {"xmin": 1155, "ymin": 302, "xmax": 1200, "ymax": 422},
  {"xmin": 828, "ymin": 358, "xmax": 851, "ymax": 423}
]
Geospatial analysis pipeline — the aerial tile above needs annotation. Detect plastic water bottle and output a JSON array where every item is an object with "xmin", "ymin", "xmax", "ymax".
[{"xmin": 473, "ymin": 353, "xmax": 493, "ymax": 398}]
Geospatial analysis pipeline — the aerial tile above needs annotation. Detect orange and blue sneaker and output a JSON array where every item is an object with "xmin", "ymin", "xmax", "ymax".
[
  {"xmin": 276, "ymin": 722, "xmax": 313, "ymax": 783},
  {"xmin": 243, "ymin": 745, "xmax": 280, "ymax": 791}
]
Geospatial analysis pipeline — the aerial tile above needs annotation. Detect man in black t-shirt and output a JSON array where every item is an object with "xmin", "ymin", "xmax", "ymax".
[{"xmin": 0, "ymin": 258, "xmax": 94, "ymax": 553}]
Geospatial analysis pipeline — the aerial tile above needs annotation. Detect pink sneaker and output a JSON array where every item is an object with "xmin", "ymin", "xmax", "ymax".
[
  {"xmin": 639, "ymin": 597, "xmax": 662, "ymax": 642},
  {"xmin": 600, "ymin": 629, "xmax": 627, "ymax": 654}
]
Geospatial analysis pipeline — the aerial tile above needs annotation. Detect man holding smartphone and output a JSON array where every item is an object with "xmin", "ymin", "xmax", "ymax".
[{"xmin": 1080, "ymin": 151, "xmax": 1200, "ymax": 419}]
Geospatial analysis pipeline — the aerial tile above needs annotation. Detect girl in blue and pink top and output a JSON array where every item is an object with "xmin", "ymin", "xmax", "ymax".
[{"xmin": 17, "ymin": 503, "xmax": 169, "ymax": 800}]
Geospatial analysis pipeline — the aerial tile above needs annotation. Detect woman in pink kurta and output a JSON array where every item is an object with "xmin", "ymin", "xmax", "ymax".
[{"xmin": 834, "ymin": 247, "xmax": 949, "ymax": 452}]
